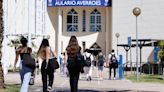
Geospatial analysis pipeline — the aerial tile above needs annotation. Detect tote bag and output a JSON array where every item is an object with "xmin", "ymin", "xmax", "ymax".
[
  {"xmin": 22, "ymin": 47, "xmax": 36, "ymax": 70},
  {"xmin": 50, "ymin": 48, "xmax": 59, "ymax": 69}
]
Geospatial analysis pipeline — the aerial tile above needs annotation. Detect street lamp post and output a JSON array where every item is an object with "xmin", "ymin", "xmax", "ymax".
[
  {"xmin": 115, "ymin": 33, "xmax": 120, "ymax": 55},
  {"xmin": 133, "ymin": 7, "xmax": 141, "ymax": 81}
]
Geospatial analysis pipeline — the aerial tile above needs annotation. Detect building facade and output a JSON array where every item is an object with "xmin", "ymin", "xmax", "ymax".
[
  {"xmin": 47, "ymin": 5, "xmax": 112, "ymax": 58},
  {"xmin": 47, "ymin": 0, "xmax": 164, "ymax": 63}
]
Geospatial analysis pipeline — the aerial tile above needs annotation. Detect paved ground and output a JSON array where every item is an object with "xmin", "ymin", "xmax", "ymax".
[{"xmin": 4, "ymin": 67, "xmax": 164, "ymax": 92}]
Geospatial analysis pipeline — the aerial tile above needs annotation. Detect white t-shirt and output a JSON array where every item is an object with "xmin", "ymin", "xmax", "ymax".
[
  {"xmin": 108, "ymin": 52, "xmax": 118, "ymax": 62},
  {"xmin": 84, "ymin": 52, "xmax": 94, "ymax": 62}
]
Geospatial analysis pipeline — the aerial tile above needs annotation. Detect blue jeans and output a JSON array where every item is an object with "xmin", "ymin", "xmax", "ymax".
[{"xmin": 19, "ymin": 61, "xmax": 32, "ymax": 92}]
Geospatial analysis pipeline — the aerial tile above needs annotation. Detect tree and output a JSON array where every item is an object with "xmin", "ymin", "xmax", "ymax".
[
  {"xmin": 0, "ymin": 0, "xmax": 5, "ymax": 89},
  {"xmin": 158, "ymin": 41, "xmax": 164, "ymax": 79},
  {"xmin": 158, "ymin": 41, "xmax": 164, "ymax": 61}
]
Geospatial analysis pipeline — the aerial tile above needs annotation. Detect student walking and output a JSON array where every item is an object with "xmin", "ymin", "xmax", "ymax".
[
  {"xmin": 83, "ymin": 49, "xmax": 94, "ymax": 81},
  {"xmin": 97, "ymin": 51, "xmax": 105, "ymax": 80},
  {"xmin": 37, "ymin": 38, "xmax": 57, "ymax": 92},
  {"xmin": 108, "ymin": 49, "xmax": 118, "ymax": 80},
  {"xmin": 13, "ymin": 36, "xmax": 33, "ymax": 92},
  {"xmin": 59, "ymin": 52, "xmax": 64, "ymax": 73},
  {"xmin": 65, "ymin": 35, "xmax": 82, "ymax": 92}
]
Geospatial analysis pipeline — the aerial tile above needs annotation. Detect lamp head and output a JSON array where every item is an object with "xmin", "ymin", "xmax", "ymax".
[
  {"xmin": 133, "ymin": 7, "xmax": 141, "ymax": 17},
  {"xmin": 115, "ymin": 33, "xmax": 120, "ymax": 38}
]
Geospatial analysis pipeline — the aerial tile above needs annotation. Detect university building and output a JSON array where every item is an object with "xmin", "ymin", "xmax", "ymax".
[{"xmin": 47, "ymin": 0, "xmax": 112, "ymax": 57}]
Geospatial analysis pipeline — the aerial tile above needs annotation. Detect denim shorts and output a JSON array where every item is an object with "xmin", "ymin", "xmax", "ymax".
[{"xmin": 98, "ymin": 66, "xmax": 104, "ymax": 71}]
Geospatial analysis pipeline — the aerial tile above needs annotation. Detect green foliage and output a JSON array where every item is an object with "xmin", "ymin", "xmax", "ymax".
[
  {"xmin": 7, "ymin": 37, "xmax": 37, "ymax": 50},
  {"xmin": 0, "ymin": 84, "xmax": 20, "ymax": 92},
  {"xmin": 158, "ymin": 41, "xmax": 164, "ymax": 59},
  {"xmin": 126, "ymin": 74, "xmax": 164, "ymax": 84},
  {"xmin": 158, "ymin": 50, "xmax": 164, "ymax": 59},
  {"xmin": 158, "ymin": 41, "xmax": 164, "ymax": 50},
  {"xmin": 7, "ymin": 38, "xmax": 21, "ymax": 49}
]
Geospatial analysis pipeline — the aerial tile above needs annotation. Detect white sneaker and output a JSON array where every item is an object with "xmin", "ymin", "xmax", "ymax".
[
  {"xmin": 47, "ymin": 86, "xmax": 52, "ymax": 91},
  {"xmin": 113, "ymin": 77, "xmax": 116, "ymax": 80}
]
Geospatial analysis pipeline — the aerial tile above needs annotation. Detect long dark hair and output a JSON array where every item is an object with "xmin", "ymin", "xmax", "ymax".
[
  {"xmin": 20, "ymin": 36, "xmax": 28, "ymax": 47},
  {"xmin": 66, "ymin": 35, "xmax": 79, "ymax": 58},
  {"xmin": 37, "ymin": 39, "xmax": 50, "ymax": 58}
]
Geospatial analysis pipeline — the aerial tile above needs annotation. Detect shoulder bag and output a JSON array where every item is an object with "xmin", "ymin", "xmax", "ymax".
[
  {"xmin": 50, "ymin": 48, "xmax": 59, "ymax": 69},
  {"xmin": 22, "ymin": 47, "xmax": 36, "ymax": 70}
]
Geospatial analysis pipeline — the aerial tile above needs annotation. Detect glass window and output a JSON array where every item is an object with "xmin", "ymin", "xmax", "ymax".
[
  {"xmin": 67, "ymin": 9, "xmax": 78, "ymax": 32},
  {"xmin": 90, "ymin": 9, "xmax": 101, "ymax": 32},
  {"xmin": 82, "ymin": 10, "xmax": 86, "ymax": 32}
]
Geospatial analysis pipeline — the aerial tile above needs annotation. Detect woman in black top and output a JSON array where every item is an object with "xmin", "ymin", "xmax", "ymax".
[
  {"xmin": 13, "ymin": 36, "xmax": 32, "ymax": 92},
  {"xmin": 65, "ymin": 35, "xmax": 81, "ymax": 92}
]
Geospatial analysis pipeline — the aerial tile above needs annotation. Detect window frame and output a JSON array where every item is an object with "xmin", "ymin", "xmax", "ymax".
[
  {"xmin": 67, "ymin": 9, "xmax": 78, "ymax": 32},
  {"xmin": 90, "ymin": 9, "xmax": 101, "ymax": 32}
]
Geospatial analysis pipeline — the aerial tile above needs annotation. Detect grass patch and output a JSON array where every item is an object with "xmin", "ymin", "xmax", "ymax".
[
  {"xmin": 126, "ymin": 74, "xmax": 164, "ymax": 84},
  {"xmin": 0, "ymin": 84, "xmax": 20, "ymax": 92}
]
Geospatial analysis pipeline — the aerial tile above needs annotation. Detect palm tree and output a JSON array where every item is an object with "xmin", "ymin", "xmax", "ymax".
[{"xmin": 0, "ymin": 0, "xmax": 5, "ymax": 89}]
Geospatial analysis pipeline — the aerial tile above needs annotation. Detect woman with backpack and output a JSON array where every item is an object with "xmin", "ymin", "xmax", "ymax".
[
  {"xmin": 65, "ymin": 35, "xmax": 82, "ymax": 92},
  {"xmin": 97, "ymin": 51, "xmax": 105, "ymax": 80}
]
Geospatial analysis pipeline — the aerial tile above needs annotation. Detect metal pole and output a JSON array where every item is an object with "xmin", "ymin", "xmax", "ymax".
[
  {"xmin": 130, "ymin": 45, "xmax": 132, "ymax": 74},
  {"xmin": 136, "ymin": 16, "xmax": 139, "ymax": 80},
  {"xmin": 140, "ymin": 46, "xmax": 142, "ymax": 74},
  {"xmin": 125, "ymin": 49, "xmax": 128, "ymax": 76},
  {"xmin": 117, "ymin": 37, "xmax": 118, "ymax": 55}
]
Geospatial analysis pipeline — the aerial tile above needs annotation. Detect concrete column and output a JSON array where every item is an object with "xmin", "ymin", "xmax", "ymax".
[
  {"xmin": 27, "ymin": 0, "xmax": 32, "ymax": 47},
  {"xmin": 105, "ymin": 7, "xmax": 109, "ymax": 59},
  {"xmin": 57, "ymin": 7, "xmax": 62, "ymax": 57}
]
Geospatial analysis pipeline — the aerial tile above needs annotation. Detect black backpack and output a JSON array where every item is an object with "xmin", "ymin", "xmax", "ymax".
[
  {"xmin": 110, "ymin": 54, "xmax": 117, "ymax": 63},
  {"xmin": 76, "ymin": 52, "xmax": 85, "ymax": 66},
  {"xmin": 85, "ymin": 54, "xmax": 91, "ymax": 66},
  {"xmin": 76, "ymin": 52, "xmax": 85, "ymax": 73},
  {"xmin": 98, "ymin": 55, "xmax": 104, "ymax": 66}
]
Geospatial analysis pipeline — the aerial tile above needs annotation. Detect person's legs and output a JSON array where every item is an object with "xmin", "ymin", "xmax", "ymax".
[
  {"xmin": 88, "ymin": 66, "xmax": 92, "ymax": 80},
  {"xmin": 69, "ymin": 71, "xmax": 74, "ymax": 92},
  {"xmin": 47, "ymin": 60, "xmax": 55, "ymax": 88},
  {"xmin": 98, "ymin": 68, "xmax": 100, "ymax": 79},
  {"xmin": 41, "ymin": 61, "xmax": 48, "ymax": 92},
  {"xmin": 113, "ymin": 66, "xmax": 116, "ymax": 79},
  {"xmin": 19, "ymin": 61, "xmax": 23, "ymax": 83},
  {"xmin": 48, "ymin": 68, "xmax": 54, "ymax": 88},
  {"xmin": 20, "ymin": 72, "xmax": 31, "ymax": 92},
  {"xmin": 73, "ymin": 72, "xmax": 80, "ymax": 92},
  {"xmin": 41, "ymin": 69, "xmax": 47, "ymax": 92},
  {"xmin": 100, "ymin": 66, "xmax": 103, "ymax": 80},
  {"xmin": 109, "ymin": 65, "xmax": 112, "ymax": 79},
  {"xmin": 19, "ymin": 68, "xmax": 24, "ymax": 83},
  {"xmin": 84, "ymin": 67, "xmax": 89, "ymax": 80}
]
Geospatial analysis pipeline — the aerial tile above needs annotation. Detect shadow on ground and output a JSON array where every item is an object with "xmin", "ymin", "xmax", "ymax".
[{"xmin": 51, "ymin": 89, "xmax": 157, "ymax": 92}]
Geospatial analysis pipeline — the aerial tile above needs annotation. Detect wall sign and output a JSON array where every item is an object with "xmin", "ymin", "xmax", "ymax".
[{"xmin": 47, "ymin": 0, "xmax": 112, "ymax": 7}]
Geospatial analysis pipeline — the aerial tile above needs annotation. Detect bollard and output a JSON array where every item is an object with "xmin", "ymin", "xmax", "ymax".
[{"xmin": 119, "ymin": 55, "xmax": 123, "ymax": 79}]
